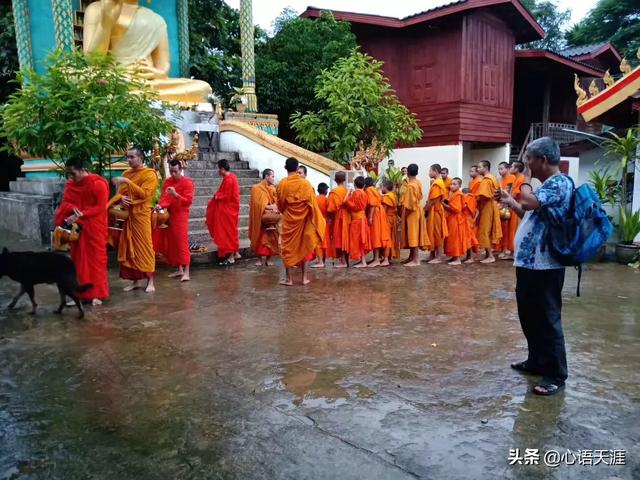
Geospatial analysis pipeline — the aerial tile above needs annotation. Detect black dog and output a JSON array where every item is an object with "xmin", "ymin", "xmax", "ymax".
[{"xmin": 0, "ymin": 248, "xmax": 92, "ymax": 318}]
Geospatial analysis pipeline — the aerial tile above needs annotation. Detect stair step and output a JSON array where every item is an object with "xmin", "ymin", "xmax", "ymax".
[
  {"xmin": 187, "ymin": 160, "xmax": 249, "ymax": 170},
  {"xmin": 186, "ymin": 168, "xmax": 259, "ymax": 178},
  {"xmin": 191, "ymin": 195, "xmax": 251, "ymax": 207},
  {"xmin": 194, "ymin": 186, "xmax": 253, "ymax": 197},
  {"xmin": 10, "ymin": 179, "xmax": 65, "ymax": 196},
  {"xmin": 189, "ymin": 227, "xmax": 249, "ymax": 244},
  {"xmin": 196, "ymin": 152, "xmax": 239, "ymax": 162},
  {"xmin": 192, "ymin": 176, "xmax": 259, "ymax": 187},
  {"xmin": 190, "ymin": 204, "xmax": 249, "ymax": 218},
  {"xmin": 189, "ymin": 215, "xmax": 249, "ymax": 229}
]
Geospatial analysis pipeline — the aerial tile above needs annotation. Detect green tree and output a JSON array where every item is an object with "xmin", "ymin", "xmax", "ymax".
[
  {"xmin": 566, "ymin": 0, "xmax": 640, "ymax": 61},
  {"xmin": 520, "ymin": 0, "xmax": 571, "ymax": 51},
  {"xmin": 1, "ymin": 50, "xmax": 174, "ymax": 176},
  {"xmin": 0, "ymin": 3, "xmax": 19, "ymax": 102},
  {"xmin": 291, "ymin": 50, "xmax": 423, "ymax": 165},
  {"xmin": 256, "ymin": 11, "xmax": 357, "ymax": 140},
  {"xmin": 188, "ymin": 0, "xmax": 267, "ymax": 104}
]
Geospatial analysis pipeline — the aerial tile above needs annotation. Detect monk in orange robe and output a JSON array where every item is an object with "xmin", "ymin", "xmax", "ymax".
[
  {"xmin": 55, "ymin": 157, "xmax": 109, "ymax": 305},
  {"xmin": 364, "ymin": 177, "xmax": 390, "ymax": 267},
  {"xmin": 344, "ymin": 176, "xmax": 371, "ymax": 267},
  {"xmin": 505, "ymin": 160, "xmax": 525, "ymax": 257},
  {"xmin": 327, "ymin": 171, "xmax": 350, "ymax": 268},
  {"xmin": 154, "ymin": 160, "xmax": 195, "ymax": 281},
  {"xmin": 276, "ymin": 157, "xmax": 325, "ymax": 285},
  {"xmin": 496, "ymin": 161, "xmax": 516, "ymax": 258},
  {"xmin": 108, "ymin": 147, "xmax": 159, "ymax": 293},
  {"xmin": 425, "ymin": 164, "xmax": 449, "ymax": 263},
  {"xmin": 206, "ymin": 159, "xmax": 240, "ymax": 265},
  {"xmin": 401, "ymin": 163, "xmax": 431, "ymax": 266},
  {"xmin": 462, "ymin": 188, "xmax": 479, "ymax": 263},
  {"xmin": 249, "ymin": 168, "xmax": 279, "ymax": 267},
  {"xmin": 441, "ymin": 167, "xmax": 452, "ymax": 192},
  {"xmin": 381, "ymin": 180, "xmax": 400, "ymax": 266},
  {"xmin": 443, "ymin": 178, "xmax": 467, "ymax": 265},
  {"xmin": 475, "ymin": 160, "xmax": 502, "ymax": 263},
  {"xmin": 312, "ymin": 182, "xmax": 333, "ymax": 268},
  {"xmin": 469, "ymin": 165, "xmax": 483, "ymax": 195}
]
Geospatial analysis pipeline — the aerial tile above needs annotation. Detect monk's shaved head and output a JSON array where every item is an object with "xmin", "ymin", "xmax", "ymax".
[
  {"xmin": 354, "ymin": 176, "xmax": 365, "ymax": 189},
  {"xmin": 318, "ymin": 183, "xmax": 329, "ymax": 195},
  {"xmin": 262, "ymin": 168, "xmax": 274, "ymax": 179},
  {"xmin": 364, "ymin": 177, "xmax": 375, "ymax": 188},
  {"xmin": 407, "ymin": 164, "xmax": 418, "ymax": 177},
  {"xmin": 285, "ymin": 157, "xmax": 299, "ymax": 173},
  {"xmin": 334, "ymin": 171, "xmax": 346, "ymax": 184},
  {"xmin": 430, "ymin": 164, "xmax": 442, "ymax": 174}
]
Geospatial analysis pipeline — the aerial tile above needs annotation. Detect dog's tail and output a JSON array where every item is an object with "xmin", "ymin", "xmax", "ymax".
[{"xmin": 75, "ymin": 282, "xmax": 93, "ymax": 293}]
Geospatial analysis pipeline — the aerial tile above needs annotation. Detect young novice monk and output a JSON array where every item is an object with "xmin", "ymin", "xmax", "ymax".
[
  {"xmin": 497, "ymin": 161, "xmax": 516, "ymax": 259},
  {"xmin": 345, "ymin": 176, "xmax": 371, "ymax": 268},
  {"xmin": 381, "ymin": 180, "xmax": 399, "ymax": 266},
  {"xmin": 312, "ymin": 182, "xmax": 331, "ymax": 268},
  {"xmin": 364, "ymin": 177, "xmax": 390, "ymax": 267},
  {"xmin": 443, "ymin": 178, "xmax": 467, "ymax": 265},
  {"xmin": 462, "ymin": 188, "xmax": 479, "ymax": 263},
  {"xmin": 425, "ymin": 163, "xmax": 449, "ymax": 264}
]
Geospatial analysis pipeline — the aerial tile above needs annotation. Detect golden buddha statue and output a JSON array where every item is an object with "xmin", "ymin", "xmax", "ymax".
[{"xmin": 83, "ymin": 0, "xmax": 212, "ymax": 103}]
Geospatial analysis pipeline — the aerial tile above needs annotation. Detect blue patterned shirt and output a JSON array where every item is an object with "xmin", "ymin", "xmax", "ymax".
[{"xmin": 514, "ymin": 173, "xmax": 573, "ymax": 270}]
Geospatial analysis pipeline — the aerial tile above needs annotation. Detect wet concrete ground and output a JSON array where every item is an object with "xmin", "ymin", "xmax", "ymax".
[{"xmin": 0, "ymin": 229, "xmax": 638, "ymax": 480}]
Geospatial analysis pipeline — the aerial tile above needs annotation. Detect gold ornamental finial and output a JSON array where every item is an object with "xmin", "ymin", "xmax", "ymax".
[
  {"xmin": 620, "ymin": 58, "xmax": 632, "ymax": 75},
  {"xmin": 574, "ymin": 74, "xmax": 587, "ymax": 106},
  {"xmin": 173, "ymin": 133, "xmax": 199, "ymax": 167},
  {"xmin": 588, "ymin": 80, "xmax": 600, "ymax": 97},
  {"xmin": 603, "ymin": 69, "xmax": 615, "ymax": 88}
]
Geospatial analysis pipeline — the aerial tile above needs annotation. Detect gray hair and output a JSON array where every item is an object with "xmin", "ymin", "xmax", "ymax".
[{"xmin": 526, "ymin": 137, "xmax": 560, "ymax": 165}]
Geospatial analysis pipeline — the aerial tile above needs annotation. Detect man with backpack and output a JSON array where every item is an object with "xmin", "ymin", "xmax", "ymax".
[{"xmin": 499, "ymin": 137, "xmax": 574, "ymax": 396}]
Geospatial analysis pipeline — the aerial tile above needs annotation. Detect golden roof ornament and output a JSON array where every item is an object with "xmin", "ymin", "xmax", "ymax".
[
  {"xmin": 173, "ymin": 133, "xmax": 199, "ymax": 167},
  {"xmin": 603, "ymin": 70, "xmax": 615, "ymax": 88},
  {"xmin": 574, "ymin": 74, "xmax": 587, "ymax": 106},
  {"xmin": 351, "ymin": 138, "xmax": 387, "ymax": 172},
  {"xmin": 588, "ymin": 80, "xmax": 600, "ymax": 97},
  {"xmin": 620, "ymin": 58, "xmax": 632, "ymax": 75}
]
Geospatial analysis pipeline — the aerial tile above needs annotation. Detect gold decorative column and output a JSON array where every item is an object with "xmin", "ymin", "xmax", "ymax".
[{"xmin": 240, "ymin": 0, "xmax": 258, "ymax": 112}]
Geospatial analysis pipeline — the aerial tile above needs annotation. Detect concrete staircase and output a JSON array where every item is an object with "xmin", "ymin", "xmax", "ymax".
[{"xmin": 186, "ymin": 150, "xmax": 261, "ymax": 257}]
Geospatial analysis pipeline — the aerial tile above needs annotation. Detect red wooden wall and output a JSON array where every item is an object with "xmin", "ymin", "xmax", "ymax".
[{"xmin": 354, "ymin": 11, "xmax": 516, "ymax": 147}]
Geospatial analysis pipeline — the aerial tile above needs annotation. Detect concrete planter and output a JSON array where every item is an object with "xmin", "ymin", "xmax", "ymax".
[{"xmin": 615, "ymin": 243, "xmax": 640, "ymax": 264}]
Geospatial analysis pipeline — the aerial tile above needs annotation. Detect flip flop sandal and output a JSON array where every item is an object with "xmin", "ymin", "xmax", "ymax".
[
  {"xmin": 533, "ymin": 382, "xmax": 565, "ymax": 396},
  {"xmin": 511, "ymin": 361, "xmax": 543, "ymax": 375},
  {"xmin": 218, "ymin": 259, "xmax": 234, "ymax": 266}
]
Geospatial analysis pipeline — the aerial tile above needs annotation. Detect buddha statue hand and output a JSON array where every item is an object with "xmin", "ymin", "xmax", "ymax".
[
  {"xmin": 100, "ymin": 0, "xmax": 123, "ymax": 27},
  {"xmin": 128, "ymin": 58, "xmax": 169, "ymax": 80}
]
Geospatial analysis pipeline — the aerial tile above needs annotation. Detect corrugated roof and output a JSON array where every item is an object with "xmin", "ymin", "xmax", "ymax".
[
  {"xmin": 402, "ymin": 0, "xmax": 468, "ymax": 20},
  {"xmin": 559, "ymin": 43, "xmax": 608, "ymax": 58}
]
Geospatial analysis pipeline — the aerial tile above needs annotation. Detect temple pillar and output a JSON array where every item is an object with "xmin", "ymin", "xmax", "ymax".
[{"xmin": 240, "ymin": 0, "xmax": 258, "ymax": 112}]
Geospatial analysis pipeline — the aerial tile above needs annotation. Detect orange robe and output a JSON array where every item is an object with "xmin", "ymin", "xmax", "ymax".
[
  {"xmin": 444, "ymin": 190, "xmax": 467, "ymax": 257},
  {"xmin": 400, "ymin": 178, "xmax": 431, "ymax": 250},
  {"xmin": 206, "ymin": 173, "xmax": 240, "ymax": 258},
  {"xmin": 382, "ymin": 191, "xmax": 400, "ymax": 258},
  {"xmin": 443, "ymin": 176, "xmax": 452, "ymax": 191},
  {"xmin": 507, "ymin": 174, "xmax": 524, "ymax": 252},
  {"xmin": 314, "ymin": 195, "xmax": 334, "ymax": 258},
  {"xmin": 463, "ymin": 193, "xmax": 479, "ymax": 251},
  {"xmin": 469, "ymin": 177, "xmax": 482, "ymax": 195},
  {"xmin": 365, "ymin": 187, "xmax": 390, "ymax": 250},
  {"xmin": 55, "ymin": 173, "xmax": 109, "ymax": 300},
  {"xmin": 248, "ymin": 180, "xmax": 279, "ymax": 257},
  {"xmin": 497, "ymin": 174, "xmax": 516, "ymax": 250},
  {"xmin": 476, "ymin": 174, "xmax": 502, "ymax": 249},
  {"xmin": 108, "ymin": 167, "xmax": 158, "ymax": 279},
  {"xmin": 426, "ymin": 178, "xmax": 449, "ymax": 249},
  {"xmin": 154, "ymin": 176, "xmax": 194, "ymax": 266},
  {"xmin": 345, "ymin": 189, "xmax": 371, "ymax": 260},
  {"xmin": 327, "ymin": 184, "xmax": 350, "ymax": 257},
  {"xmin": 276, "ymin": 173, "xmax": 325, "ymax": 267}
]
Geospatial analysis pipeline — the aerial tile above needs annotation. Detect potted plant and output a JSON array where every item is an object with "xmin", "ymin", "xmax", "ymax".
[
  {"xmin": 615, "ymin": 207, "xmax": 640, "ymax": 264},
  {"xmin": 229, "ymin": 87, "xmax": 248, "ymax": 113}
]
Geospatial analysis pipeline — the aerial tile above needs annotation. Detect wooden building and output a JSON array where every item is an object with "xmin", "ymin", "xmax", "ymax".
[{"xmin": 302, "ymin": 1, "xmax": 624, "ymax": 185}]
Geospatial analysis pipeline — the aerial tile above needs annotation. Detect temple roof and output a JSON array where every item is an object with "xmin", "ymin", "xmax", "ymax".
[
  {"xmin": 516, "ymin": 50, "xmax": 605, "ymax": 77},
  {"xmin": 559, "ymin": 43, "xmax": 610, "ymax": 58},
  {"xmin": 302, "ymin": 0, "xmax": 544, "ymax": 44}
]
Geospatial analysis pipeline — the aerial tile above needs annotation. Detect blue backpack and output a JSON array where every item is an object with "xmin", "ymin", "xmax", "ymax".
[{"xmin": 544, "ymin": 175, "xmax": 613, "ymax": 296}]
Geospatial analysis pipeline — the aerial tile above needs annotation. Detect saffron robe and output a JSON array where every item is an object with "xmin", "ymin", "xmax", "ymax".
[
  {"xmin": 496, "ymin": 174, "xmax": 516, "ymax": 250},
  {"xmin": 315, "ymin": 194, "xmax": 334, "ymax": 258},
  {"xmin": 206, "ymin": 173, "xmax": 240, "ymax": 258},
  {"xmin": 55, "ymin": 173, "xmax": 110, "ymax": 300},
  {"xmin": 444, "ymin": 190, "xmax": 467, "ymax": 257},
  {"xmin": 155, "ymin": 176, "xmax": 194, "ymax": 266},
  {"xmin": 365, "ymin": 186, "xmax": 390, "ymax": 250},
  {"xmin": 248, "ymin": 180, "xmax": 279, "ymax": 257},
  {"xmin": 400, "ymin": 179, "xmax": 431, "ymax": 250},
  {"xmin": 276, "ymin": 173, "xmax": 325, "ymax": 267},
  {"xmin": 443, "ymin": 176, "xmax": 452, "ymax": 191},
  {"xmin": 469, "ymin": 177, "xmax": 482, "ymax": 195},
  {"xmin": 426, "ymin": 178, "xmax": 449, "ymax": 249},
  {"xmin": 108, "ymin": 167, "xmax": 158, "ymax": 279},
  {"xmin": 476, "ymin": 174, "xmax": 502, "ymax": 249},
  {"xmin": 327, "ymin": 184, "xmax": 350, "ymax": 256},
  {"xmin": 506, "ymin": 174, "xmax": 525, "ymax": 252},
  {"xmin": 382, "ymin": 191, "xmax": 400, "ymax": 258},
  {"xmin": 463, "ymin": 193, "xmax": 479, "ymax": 251},
  {"xmin": 345, "ymin": 189, "xmax": 371, "ymax": 260}
]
